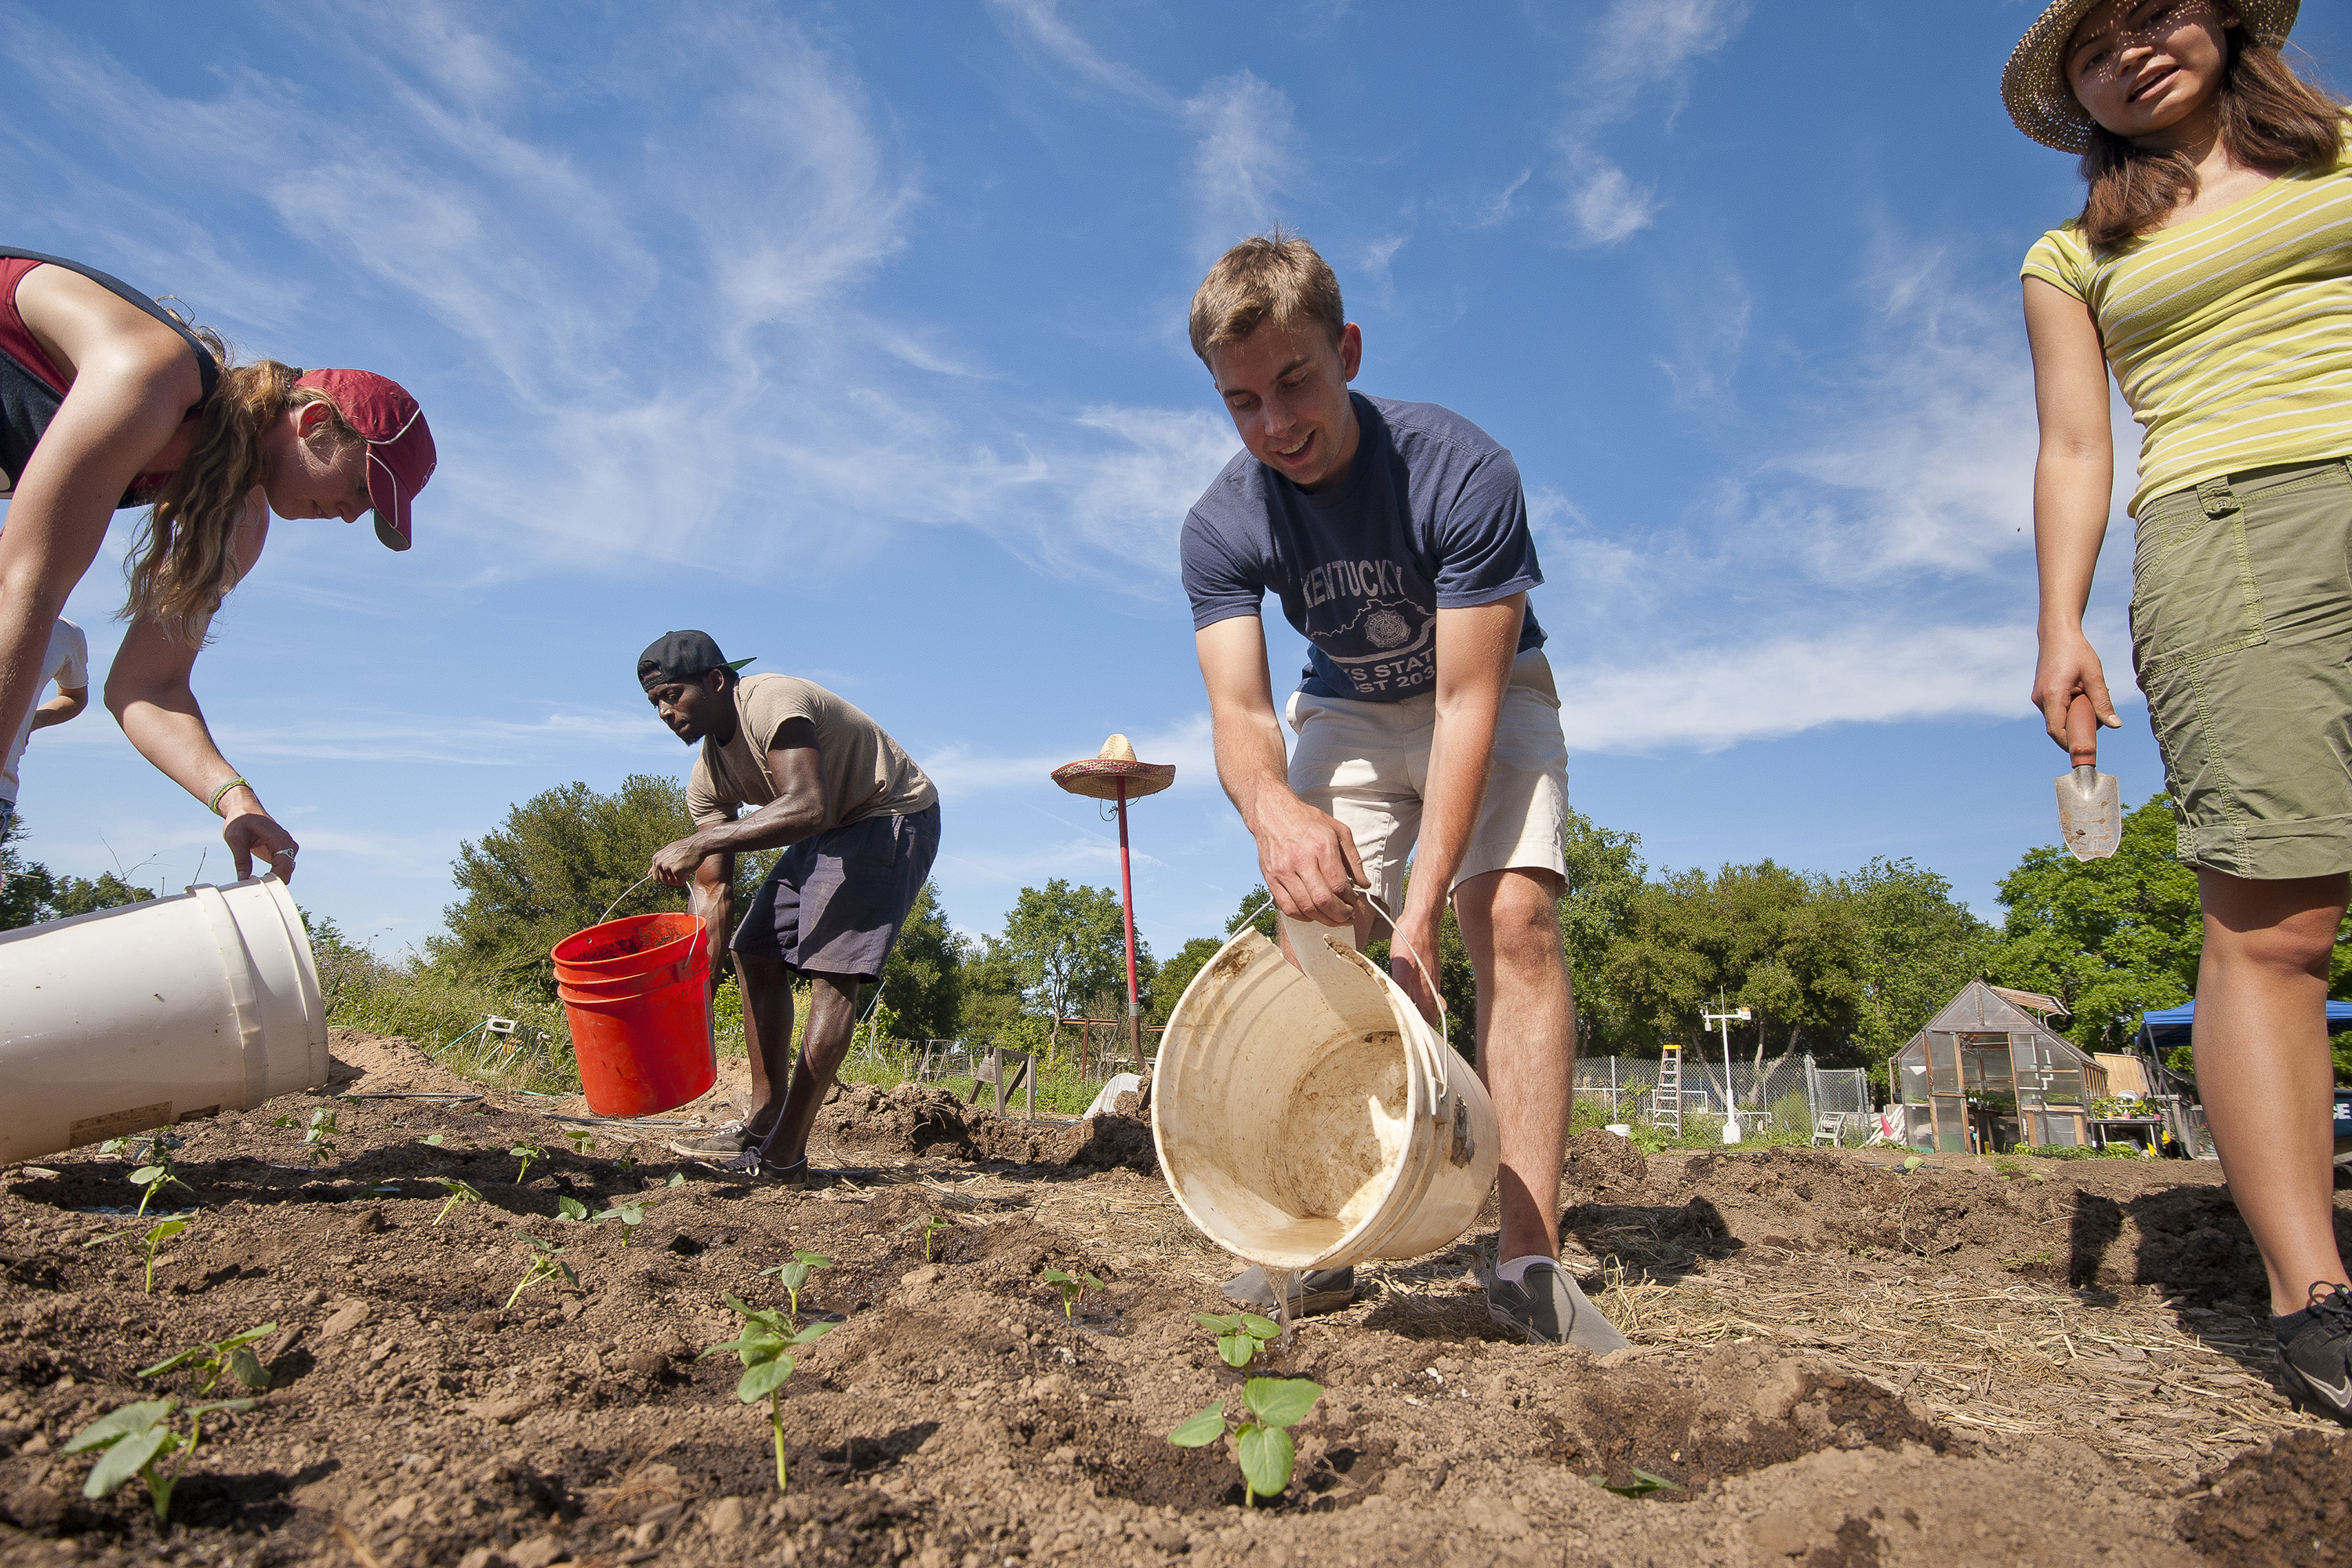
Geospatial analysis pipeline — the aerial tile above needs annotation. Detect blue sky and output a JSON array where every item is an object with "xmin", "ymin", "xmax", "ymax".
[{"xmin": 5, "ymin": 1, "xmax": 2348, "ymax": 965}]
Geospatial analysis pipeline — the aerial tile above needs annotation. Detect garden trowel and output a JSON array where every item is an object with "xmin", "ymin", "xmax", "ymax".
[{"xmin": 2054, "ymin": 693, "xmax": 2120, "ymax": 861}]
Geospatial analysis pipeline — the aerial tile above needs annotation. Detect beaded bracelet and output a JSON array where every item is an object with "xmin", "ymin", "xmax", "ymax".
[{"xmin": 207, "ymin": 775, "xmax": 250, "ymax": 815}]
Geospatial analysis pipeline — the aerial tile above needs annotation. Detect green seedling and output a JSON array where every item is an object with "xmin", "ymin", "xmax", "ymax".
[
  {"xmin": 426, "ymin": 1177, "xmax": 484, "ymax": 1225},
  {"xmin": 102, "ymin": 1132, "xmax": 191, "ymax": 1217},
  {"xmin": 556, "ymin": 1196, "xmax": 590, "ymax": 1222},
  {"xmin": 1592, "ymin": 1467, "xmax": 1683, "ymax": 1499},
  {"xmin": 420, "ymin": 1133, "xmax": 445, "ymax": 1148},
  {"xmin": 757, "ymin": 1251, "xmax": 834, "ymax": 1318},
  {"xmin": 920, "ymin": 1217, "xmax": 950, "ymax": 1262},
  {"xmin": 87, "ymin": 1218, "xmax": 188, "ymax": 1294},
  {"xmin": 1898, "ymin": 1154, "xmax": 1925, "ymax": 1174},
  {"xmin": 504, "ymin": 1238, "xmax": 576, "ymax": 1309},
  {"xmin": 270, "ymin": 1108, "xmax": 340, "ymax": 1166},
  {"xmin": 1167, "ymin": 1376, "xmax": 1322, "ymax": 1506},
  {"xmin": 1041, "ymin": 1269, "xmax": 1105, "ymax": 1322},
  {"xmin": 136, "ymin": 1323, "xmax": 278, "ymax": 1396},
  {"xmin": 1195, "ymin": 1312, "xmax": 1284, "ymax": 1370},
  {"xmin": 618, "ymin": 1145, "xmax": 639, "ymax": 1174},
  {"xmin": 510, "ymin": 1139, "xmax": 545, "ymax": 1185},
  {"xmin": 699, "ymin": 1294, "xmax": 837, "ymax": 1492},
  {"xmin": 593, "ymin": 1199, "xmax": 649, "ymax": 1244},
  {"xmin": 561, "ymin": 1129, "xmax": 595, "ymax": 1156},
  {"xmin": 64, "ymin": 1397, "xmax": 253, "ymax": 1524}
]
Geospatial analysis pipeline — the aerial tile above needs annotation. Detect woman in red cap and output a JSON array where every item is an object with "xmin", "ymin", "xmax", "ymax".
[{"xmin": 0, "ymin": 248, "xmax": 434, "ymax": 881}]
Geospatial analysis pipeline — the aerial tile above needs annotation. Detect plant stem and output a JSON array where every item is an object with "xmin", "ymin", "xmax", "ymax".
[{"xmin": 770, "ymin": 1390, "xmax": 788, "ymax": 1492}]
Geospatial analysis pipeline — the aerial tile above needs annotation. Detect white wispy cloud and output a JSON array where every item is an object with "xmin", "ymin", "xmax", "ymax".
[
  {"xmin": 1185, "ymin": 72, "xmax": 1305, "ymax": 259},
  {"xmin": 1555, "ymin": 0, "xmax": 1751, "ymax": 247},
  {"xmin": 982, "ymin": 0, "xmax": 1179, "ymax": 111},
  {"xmin": 924, "ymin": 713, "xmax": 1216, "ymax": 798}
]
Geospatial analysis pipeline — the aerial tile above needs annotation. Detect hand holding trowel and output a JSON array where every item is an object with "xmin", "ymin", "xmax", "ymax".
[{"xmin": 2054, "ymin": 693, "xmax": 2121, "ymax": 860}]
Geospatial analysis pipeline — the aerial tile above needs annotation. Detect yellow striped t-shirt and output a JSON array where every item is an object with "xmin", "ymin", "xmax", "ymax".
[{"xmin": 2020, "ymin": 124, "xmax": 2352, "ymax": 518}]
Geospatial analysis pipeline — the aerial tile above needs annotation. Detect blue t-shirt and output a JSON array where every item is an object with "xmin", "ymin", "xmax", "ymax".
[{"xmin": 1181, "ymin": 394, "xmax": 1545, "ymax": 702}]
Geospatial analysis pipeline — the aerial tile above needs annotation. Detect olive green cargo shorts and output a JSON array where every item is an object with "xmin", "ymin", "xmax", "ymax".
[{"xmin": 2132, "ymin": 455, "xmax": 2352, "ymax": 880}]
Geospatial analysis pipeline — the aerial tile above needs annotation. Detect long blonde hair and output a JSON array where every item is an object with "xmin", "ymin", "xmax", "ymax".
[{"xmin": 125, "ymin": 336, "xmax": 359, "ymax": 642}]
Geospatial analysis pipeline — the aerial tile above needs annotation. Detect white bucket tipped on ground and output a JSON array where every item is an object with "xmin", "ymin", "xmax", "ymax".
[
  {"xmin": 1151, "ymin": 914, "xmax": 1500, "ymax": 1274},
  {"xmin": 0, "ymin": 875, "xmax": 329, "ymax": 1163}
]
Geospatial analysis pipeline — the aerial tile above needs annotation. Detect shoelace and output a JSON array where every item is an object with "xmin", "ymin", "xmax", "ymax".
[{"xmin": 2303, "ymin": 1281, "xmax": 2352, "ymax": 1334}]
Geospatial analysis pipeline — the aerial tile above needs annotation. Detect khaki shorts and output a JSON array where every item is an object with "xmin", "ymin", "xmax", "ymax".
[
  {"xmin": 1284, "ymin": 648, "xmax": 1570, "ymax": 911},
  {"xmin": 2132, "ymin": 455, "xmax": 2352, "ymax": 880}
]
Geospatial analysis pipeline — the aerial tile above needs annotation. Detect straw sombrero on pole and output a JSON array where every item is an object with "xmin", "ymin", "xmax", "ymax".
[
  {"xmin": 1050, "ymin": 735, "xmax": 1176, "ymax": 801},
  {"xmin": 2002, "ymin": 0, "xmax": 2299, "ymax": 152}
]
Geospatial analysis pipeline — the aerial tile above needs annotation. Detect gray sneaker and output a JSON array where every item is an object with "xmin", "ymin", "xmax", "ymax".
[
  {"xmin": 666, "ymin": 1121, "xmax": 746, "ymax": 1160},
  {"xmin": 1479, "ymin": 1257, "xmax": 1629, "ymax": 1352},
  {"xmin": 1221, "ymin": 1265, "xmax": 1356, "ymax": 1317},
  {"xmin": 2274, "ymin": 1283, "xmax": 2352, "ymax": 1422}
]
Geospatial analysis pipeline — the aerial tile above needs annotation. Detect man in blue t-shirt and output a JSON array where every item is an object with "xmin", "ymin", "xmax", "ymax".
[{"xmin": 1181, "ymin": 232, "xmax": 1622, "ymax": 1352}]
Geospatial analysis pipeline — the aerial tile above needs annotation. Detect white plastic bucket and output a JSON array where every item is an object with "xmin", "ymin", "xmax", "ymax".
[
  {"xmin": 0, "ymin": 875, "xmax": 329, "ymax": 1163},
  {"xmin": 1151, "ymin": 914, "xmax": 1500, "ymax": 1272}
]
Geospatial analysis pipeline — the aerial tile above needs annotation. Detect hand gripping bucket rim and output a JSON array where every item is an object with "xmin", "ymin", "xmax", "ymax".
[{"xmin": 1149, "ymin": 910, "xmax": 1500, "ymax": 1274}]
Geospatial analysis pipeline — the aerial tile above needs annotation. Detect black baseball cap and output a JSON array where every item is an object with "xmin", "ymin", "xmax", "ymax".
[{"xmin": 637, "ymin": 630, "xmax": 754, "ymax": 691}]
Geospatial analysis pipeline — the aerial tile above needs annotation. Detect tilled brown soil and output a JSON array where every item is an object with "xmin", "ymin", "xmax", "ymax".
[{"xmin": 2, "ymin": 1032, "xmax": 2347, "ymax": 1567}]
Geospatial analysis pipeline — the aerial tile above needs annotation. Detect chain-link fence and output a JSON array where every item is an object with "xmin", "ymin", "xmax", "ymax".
[{"xmin": 1575, "ymin": 1053, "xmax": 1874, "ymax": 1140}]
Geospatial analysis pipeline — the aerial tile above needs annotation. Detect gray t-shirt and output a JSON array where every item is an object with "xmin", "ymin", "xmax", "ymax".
[{"xmin": 1180, "ymin": 394, "xmax": 1545, "ymax": 701}]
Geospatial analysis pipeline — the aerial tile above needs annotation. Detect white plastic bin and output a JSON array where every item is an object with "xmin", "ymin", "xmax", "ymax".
[{"xmin": 0, "ymin": 875, "xmax": 328, "ymax": 1163}]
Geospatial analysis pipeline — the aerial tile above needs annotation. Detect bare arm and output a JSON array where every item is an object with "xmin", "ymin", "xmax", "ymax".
[
  {"xmin": 689, "ymin": 847, "xmax": 736, "ymax": 999},
  {"xmin": 1194, "ymin": 615, "xmax": 1365, "ymax": 927},
  {"xmin": 2024, "ymin": 276, "xmax": 2126, "ymax": 746},
  {"xmin": 30, "ymin": 684, "xmax": 87, "ymax": 731},
  {"xmin": 650, "ymin": 718, "xmax": 831, "ymax": 883},
  {"xmin": 0, "ymin": 267, "xmax": 201, "ymax": 772},
  {"xmin": 104, "ymin": 505, "xmax": 298, "ymax": 879}
]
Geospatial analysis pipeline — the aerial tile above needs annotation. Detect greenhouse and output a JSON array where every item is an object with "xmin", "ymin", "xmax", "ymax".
[{"xmin": 1891, "ymin": 980, "xmax": 2110, "ymax": 1154}]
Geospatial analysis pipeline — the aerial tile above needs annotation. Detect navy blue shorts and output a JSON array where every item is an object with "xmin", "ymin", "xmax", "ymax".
[{"xmin": 730, "ymin": 804, "xmax": 940, "ymax": 979}]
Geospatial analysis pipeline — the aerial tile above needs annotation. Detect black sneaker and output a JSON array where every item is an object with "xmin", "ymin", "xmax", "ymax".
[
  {"xmin": 1221, "ymin": 1265, "xmax": 1356, "ymax": 1317},
  {"xmin": 717, "ymin": 1150, "xmax": 810, "ymax": 1183},
  {"xmin": 2274, "ymin": 1283, "xmax": 2352, "ymax": 1421},
  {"xmin": 1478, "ymin": 1256, "xmax": 1630, "ymax": 1352}
]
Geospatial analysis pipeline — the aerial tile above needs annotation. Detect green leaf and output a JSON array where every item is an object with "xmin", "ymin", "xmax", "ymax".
[
  {"xmin": 556, "ymin": 1197, "xmax": 588, "ymax": 1221},
  {"xmin": 1242, "ymin": 1377, "xmax": 1321, "ymax": 1429},
  {"xmin": 1900, "ymin": 1154, "xmax": 1924, "ymax": 1174},
  {"xmin": 737, "ymin": 1356, "xmax": 794, "ymax": 1403},
  {"xmin": 422, "ymin": 1134, "xmax": 445, "ymax": 1146},
  {"xmin": 794, "ymin": 1250, "xmax": 832, "ymax": 1268},
  {"xmin": 1236, "ymin": 1313, "xmax": 1282, "ymax": 1341},
  {"xmin": 129, "ymin": 1166, "xmax": 165, "ymax": 1186},
  {"xmin": 183, "ymin": 1399, "xmax": 256, "ymax": 1417},
  {"xmin": 145, "ymin": 1219, "xmax": 188, "ymax": 1246},
  {"xmin": 1218, "ymin": 1335, "xmax": 1254, "ymax": 1369},
  {"xmin": 135, "ymin": 1348, "xmax": 201, "ymax": 1380},
  {"xmin": 1166, "ymin": 1403, "xmax": 1228, "ymax": 1446},
  {"xmin": 63, "ymin": 1402, "xmax": 172, "ymax": 1454},
  {"xmin": 666, "ymin": 1171, "xmax": 687, "ymax": 1187},
  {"xmin": 226, "ymin": 1346, "xmax": 269, "ymax": 1391},
  {"xmin": 1194, "ymin": 1313, "xmax": 1242, "ymax": 1334},
  {"xmin": 1236, "ymin": 1423, "xmax": 1294, "ymax": 1501},
  {"xmin": 789, "ymin": 1321, "xmax": 837, "ymax": 1346},
  {"xmin": 1041, "ymin": 1269, "xmax": 1073, "ymax": 1286},
  {"xmin": 1592, "ymin": 1467, "xmax": 1683, "ymax": 1498},
  {"xmin": 83, "ymin": 1424, "xmax": 174, "ymax": 1499},
  {"xmin": 697, "ymin": 1335, "xmax": 759, "ymax": 1362}
]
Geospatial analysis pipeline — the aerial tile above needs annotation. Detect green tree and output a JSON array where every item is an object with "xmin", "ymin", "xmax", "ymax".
[
  {"xmin": 956, "ymin": 935, "xmax": 1028, "ymax": 1039},
  {"xmin": 996, "ymin": 880, "xmax": 1139, "ymax": 1054},
  {"xmin": 1598, "ymin": 861, "xmax": 1864, "ymax": 1070},
  {"xmin": 432, "ymin": 775, "xmax": 697, "ymax": 996},
  {"xmin": 1845, "ymin": 858, "xmax": 1994, "ymax": 1073},
  {"xmin": 1151, "ymin": 936, "xmax": 1225, "ymax": 1024},
  {"xmin": 1, "ymin": 815, "xmax": 154, "ymax": 931},
  {"xmin": 1559, "ymin": 809, "xmax": 1647, "ymax": 1052},
  {"xmin": 1985, "ymin": 793, "xmax": 2202, "ymax": 1052},
  {"xmin": 877, "ymin": 882, "xmax": 963, "ymax": 1040}
]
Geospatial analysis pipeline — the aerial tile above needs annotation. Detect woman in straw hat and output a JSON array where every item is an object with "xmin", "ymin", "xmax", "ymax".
[
  {"xmin": 0, "ymin": 249, "xmax": 434, "ymax": 881},
  {"xmin": 2008, "ymin": 0, "xmax": 2352, "ymax": 1414}
]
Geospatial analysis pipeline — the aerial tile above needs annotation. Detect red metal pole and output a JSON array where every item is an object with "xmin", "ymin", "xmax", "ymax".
[{"xmin": 1116, "ymin": 779, "xmax": 1141, "ymax": 1062}]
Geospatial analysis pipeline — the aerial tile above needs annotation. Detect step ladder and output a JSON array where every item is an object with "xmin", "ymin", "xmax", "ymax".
[{"xmin": 1653, "ymin": 1044, "xmax": 1683, "ymax": 1138}]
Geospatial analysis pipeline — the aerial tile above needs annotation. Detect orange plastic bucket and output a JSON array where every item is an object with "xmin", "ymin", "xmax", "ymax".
[{"xmin": 551, "ymin": 913, "xmax": 716, "ymax": 1117}]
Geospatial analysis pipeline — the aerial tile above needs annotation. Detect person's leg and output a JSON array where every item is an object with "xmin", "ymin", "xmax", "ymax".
[
  {"xmin": 1450, "ymin": 866, "xmax": 1573, "ymax": 1263},
  {"xmin": 755, "ymin": 972, "xmax": 863, "ymax": 1168},
  {"xmin": 2194, "ymin": 868, "xmax": 2350, "ymax": 1315},
  {"xmin": 735, "ymin": 953, "xmax": 797, "ymax": 1142}
]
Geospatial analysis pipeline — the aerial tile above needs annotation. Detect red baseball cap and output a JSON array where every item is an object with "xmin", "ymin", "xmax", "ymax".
[{"xmin": 295, "ymin": 368, "xmax": 436, "ymax": 552}]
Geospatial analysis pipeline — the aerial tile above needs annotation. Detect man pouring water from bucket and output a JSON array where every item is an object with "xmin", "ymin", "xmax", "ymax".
[
  {"xmin": 637, "ymin": 631, "xmax": 940, "ymax": 1180},
  {"xmin": 1180, "ymin": 233, "xmax": 1624, "ymax": 1351}
]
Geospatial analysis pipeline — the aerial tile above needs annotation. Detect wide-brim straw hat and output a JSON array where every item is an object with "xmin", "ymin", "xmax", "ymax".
[
  {"xmin": 1051, "ymin": 734, "xmax": 1175, "ymax": 802},
  {"xmin": 2002, "ymin": 0, "xmax": 2299, "ymax": 152}
]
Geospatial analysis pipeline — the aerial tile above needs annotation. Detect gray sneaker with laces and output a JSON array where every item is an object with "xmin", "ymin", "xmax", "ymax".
[
  {"xmin": 1479, "ymin": 1257, "xmax": 1629, "ymax": 1352},
  {"xmin": 2274, "ymin": 1282, "xmax": 2352, "ymax": 1422},
  {"xmin": 666, "ymin": 1121, "xmax": 747, "ymax": 1160}
]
